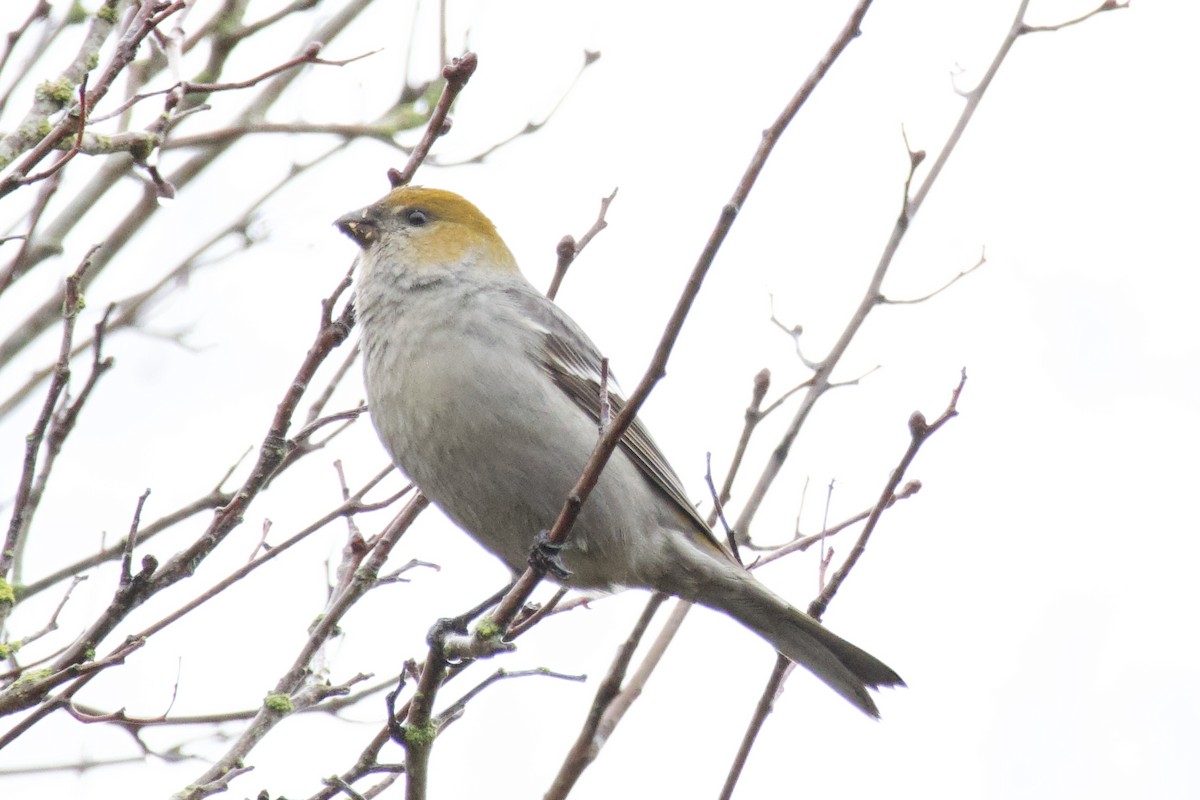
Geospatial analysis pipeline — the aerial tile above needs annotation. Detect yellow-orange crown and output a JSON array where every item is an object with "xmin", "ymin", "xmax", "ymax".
[{"xmin": 375, "ymin": 186, "xmax": 518, "ymax": 272}]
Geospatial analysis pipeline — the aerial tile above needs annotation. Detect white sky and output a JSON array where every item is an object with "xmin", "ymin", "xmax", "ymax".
[{"xmin": 2, "ymin": 0, "xmax": 1198, "ymax": 798}]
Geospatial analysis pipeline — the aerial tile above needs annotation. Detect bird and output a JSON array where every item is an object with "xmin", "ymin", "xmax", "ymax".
[{"xmin": 336, "ymin": 185, "xmax": 903, "ymax": 716}]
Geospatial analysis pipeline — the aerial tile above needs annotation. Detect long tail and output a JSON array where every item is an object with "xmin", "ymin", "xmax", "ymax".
[{"xmin": 692, "ymin": 568, "xmax": 904, "ymax": 717}]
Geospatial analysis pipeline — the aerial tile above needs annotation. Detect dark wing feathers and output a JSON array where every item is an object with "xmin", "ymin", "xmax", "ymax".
[{"xmin": 512, "ymin": 288, "xmax": 728, "ymax": 554}]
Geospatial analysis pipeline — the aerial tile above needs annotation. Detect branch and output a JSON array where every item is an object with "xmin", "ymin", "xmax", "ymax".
[
  {"xmin": 733, "ymin": 0, "xmax": 1116, "ymax": 535},
  {"xmin": 488, "ymin": 0, "xmax": 876, "ymax": 636},
  {"xmin": 809, "ymin": 369, "xmax": 966, "ymax": 618},
  {"xmin": 2, "ymin": 274, "xmax": 358, "ymax": 704},
  {"xmin": 718, "ymin": 655, "xmax": 792, "ymax": 800},
  {"xmin": 0, "ymin": 0, "xmax": 179, "ymax": 197},
  {"xmin": 87, "ymin": 42, "xmax": 378, "ymax": 124},
  {"xmin": 0, "ymin": 246, "xmax": 98, "ymax": 611},
  {"xmin": 544, "ymin": 593, "xmax": 667, "ymax": 798},
  {"xmin": 175, "ymin": 493, "xmax": 428, "ymax": 800},
  {"xmin": 435, "ymin": 48, "xmax": 602, "ymax": 168},
  {"xmin": 881, "ymin": 248, "xmax": 987, "ymax": 304},
  {"xmin": 511, "ymin": 12, "xmax": 888, "ymax": 791},
  {"xmin": 387, "ymin": 52, "xmax": 478, "ymax": 188},
  {"xmin": 1020, "ymin": 0, "xmax": 1127, "ymax": 34},
  {"xmin": 546, "ymin": 188, "xmax": 618, "ymax": 301}
]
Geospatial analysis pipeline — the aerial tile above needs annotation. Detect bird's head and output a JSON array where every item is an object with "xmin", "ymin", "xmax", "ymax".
[{"xmin": 335, "ymin": 186, "xmax": 518, "ymax": 274}]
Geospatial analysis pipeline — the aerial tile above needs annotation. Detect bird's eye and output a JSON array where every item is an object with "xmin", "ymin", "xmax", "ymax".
[{"xmin": 406, "ymin": 209, "xmax": 428, "ymax": 226}]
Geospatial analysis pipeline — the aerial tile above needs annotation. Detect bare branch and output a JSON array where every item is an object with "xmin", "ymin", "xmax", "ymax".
[
  {"xmin": 545, "ymin": 593, "xmax": 667, "ymax": 799},
  {"xmin": 809, "ymin": 369, "xmax": 966, "ymax": 619},
  {"xmin": 118, "ymin": 490, "xmax": 151, "ymax": 587},
  {"xmin": 882, "ymin": 249, "xmax": 987, "ymax": 304},
  {"xmin": 718, "ymin": 655, "xmax": 793, "ymax": 800},
  {"xmin": 489, "ymin": 0, "xmax": 877, "ymax": 636},
  {"xmin": 547, "ymin": 188, "xmax": 618, "ymax": 301},
  {"xmin": 88, "ymin": 43, "xmax": 379, "ymax": 124},
  {"xmin": 1, "ymin": 245, "xmax": 99, "ymax": 604},
  {"xmin": 175, "ymin": 493, "xmax": 428, "ymax": 800},
  {"xmin": 436, "ymin": 49, "xmax": 602, "ymax": 168},
  {"xmin": 1020, "ymin": 0, "xmax": 1127, "ymax": 33},
  {"xmin": 387, "ymin": 52, "xmax": 479, "ymax": 188}
]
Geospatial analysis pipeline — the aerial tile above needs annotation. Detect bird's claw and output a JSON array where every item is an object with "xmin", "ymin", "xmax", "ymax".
[
  {"xmin": 529, "ymin": 530, "xmax": 572, "ymax": 581},
  {"xmin": 426, "ymin": 615, "xmax": 469, "ymax": 648}
]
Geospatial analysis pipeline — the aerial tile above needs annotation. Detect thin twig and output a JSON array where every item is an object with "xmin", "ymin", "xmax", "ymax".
[
  {"xmin": 387, "ymin": 52, "xmax": 478, "ymax": 189},
  {"xmin": 118, "ymin": 490, "xmax": 151, "ymax": 586},
  {"xmin": 87, "ymin": 44, "xmax": 378, "ymax": 124},
  {"xmin": 546, "ymin": 188, "xmax": 618, "ymax": 301},
  {"xmin": 1, "ymin": 246, "xmax": 99, "ymax": 600},
  {"xmin": 881, "ymin": 249, "xmax": 987, "ymax": 304},
  {"xmin": 175, "ymin": 494, "xmax": 427, "ymax": 800},
  {"xmin": 437, "ymin": 49, "xmax": 602, "ymax": 169},
  {"xmin": 809, "ymin": 370, "xmax": 966, "ymax": 618},
  {"xmin": 717, "ymin": 655, "xmax": 792, "ymax": 800},
  {"xmin": 489, "ymin": 0, "xmax": 873, "ymax": 635},
  {"xmin": 544, "ymin": 593, "xmax": 667, "ymax": 799}
]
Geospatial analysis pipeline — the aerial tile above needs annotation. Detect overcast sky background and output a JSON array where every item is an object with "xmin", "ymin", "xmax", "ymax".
[{"xmin": 2, "ymin": 0, "xmax": 1198, "ymax": 798}]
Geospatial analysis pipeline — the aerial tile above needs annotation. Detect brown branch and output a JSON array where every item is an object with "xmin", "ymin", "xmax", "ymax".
[
  {"xmin": 544, "ymin": 593, "xmax": 666, "ymax": 799},
  {"xmin": 723, "ymin": 369, "xmax": 770, "ymax": 545},
  {"xmin": 716, "ymin": 375, "xmax": 963, "ymax": 794},
  {"xmin": 718, "ymin": 655, "xmax": 792, "ymax": 800},
  {"xmin": 0, "ymin": 0, "xmax": 183, "ymax": 198},
  {"xmin": 436, "ymin": 49, "xmax": 602, "ymax": 168},
  {"xmin": 501, "ymin": 16, "xmax": 890, "ymax": 791},
  {"xmin": 0, "ymin": 245, "xmax": 98, "ymax": 598},
  {"xmin": 906, "ymin": 0, "xmax": 1125, "ymax": 221},
  {"xmin": 11, "ymin": 273, "xmax": 359, "ymax": 697},
  {"xmin": 882, "ymin": 248, "xmax": 987, "ymax": 304},
  {"xmin": 0, "ymin": 1, "xmax": 375, "ymax": 371},
  {"xmin": 387, "ymin": 52, "xmax": 478, "ymax": 188},
  {"xmin": 436, "ymin": 667, "xmax": 587, "ymax": 731},
  {"xmin": 809, "ymin": 369, "xmax": 966, "ymax": 618},
  {"xmin": 175, "ymin": 493, "xmax": 428, "ymax": 800},
  {"xmin": 317, "ymin": 576, "xmax": 596, "ymax": 800},
  {"xmin": 547, "ymin": 364, "xmax": 777, "ymax": 795},
  {"xmin": 7, "ymin": 301, "xmax": 116, "ymax": 584},
  {"xmin": 88, "ymin": 43, "xmax": 378, "ymax": 124},
  {"xmin": 0, "ymin": 576, "xmax": 85, "ymax": 660},
  {"xmin": 118, "ymin": 490, "xmax": 152, "ymax": 587},
  {"xmin": 734, "ymin": 0, "xmax": 1108, "ymax": 536},
  {"xmin": 1020, "ymin": 0, "xmax": 1127, "ymax": 33},
  {"xmin": 487, "ymin": 0, "xmax": 877, "ymax": 642},
  {"xmin": 750, "ymin": 480, "xmax": 923, "ymax": 565},
  {"xmin": 0, "ymin": 634, "xmax": 145, "ymax": 727},
  {"xmin": 397, "ymin": 631, "xmax": 447, "ymax": 800},
  {"xmin": 304, "ymin": 340, "xmax": 362, "ymax": 426},
  {"xmin": 16, "ymin": 484, "xmax": 232, "ymax": 602},
  {"xmin": 271, "ymin": 402, "xmax": 369, "ymax": 480},
  {"xmin": 184, "ymin": 0, "xmax": 322, "ymax": 50},
  {"xmin": 704, "ymin": 453, "xmax": 738, "ymax": 560},
  {"xmin": 546, "ymin": 188, "xmax": 618, "ymax": 301},
  {"xmin": 755, "ymin": 375, "xmax": 814, "ymax": 420},
  {"xmin": 505, "ymin": 586, "xmax": 568, "ymax": 639},
  {"xmin": 135, "ymin": 465, "xmax": 399, "ymax": 647},
  {"xmin": 0, "ymin": 1, "xmax": 51, "ymax": 89},
  {"xmin": 0, "ymin": 139, "xmax": 351, "ymax": 418},
  {"xmin": 9, "ymin": 75, "xmax": 90, "ymax": 189},
  {"xmin": 769, "ymin": 295, "xmax": 820, "ymax": 371}
]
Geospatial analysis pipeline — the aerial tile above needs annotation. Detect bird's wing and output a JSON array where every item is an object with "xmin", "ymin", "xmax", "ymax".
[{"xmin": 507, "ymin": 286, "xmax": 733, "ymax": 559}]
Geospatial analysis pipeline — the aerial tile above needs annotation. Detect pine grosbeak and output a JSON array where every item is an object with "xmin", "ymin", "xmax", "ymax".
[{"xmin": 336, "ymin": 186, "xmax": 903, "ymax": 716}]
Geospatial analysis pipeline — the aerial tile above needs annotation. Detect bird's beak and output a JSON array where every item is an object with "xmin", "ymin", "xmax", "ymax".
[{"xmin": 335, "ymin": 206, "xmax": 380, "ymax": 249}]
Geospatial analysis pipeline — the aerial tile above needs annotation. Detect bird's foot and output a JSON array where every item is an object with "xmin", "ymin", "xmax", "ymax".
[
  {"xmin": 426, "ymin": 614, "xmax": 470, "ymax": 648},
  {"xmin": 425, "ymin": 580, "xmax": 519, "ymax": 661},
  {"xmin": 529, "ymin": 530, "xmax": 572, "ymax": 581}
]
